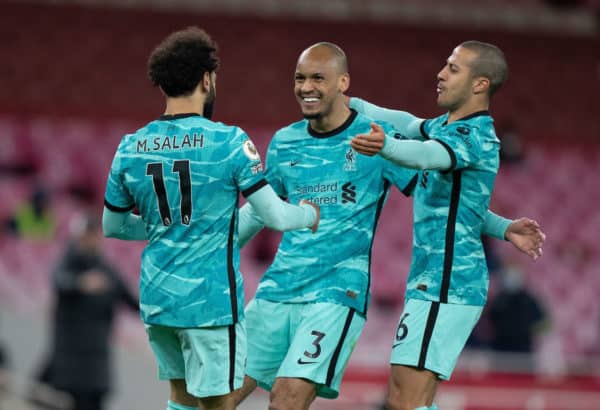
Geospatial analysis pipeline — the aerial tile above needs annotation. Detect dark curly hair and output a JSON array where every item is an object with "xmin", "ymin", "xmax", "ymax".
[{"xmin": 148, "ymin": 27, "xmax": 219, "ymax": 97}]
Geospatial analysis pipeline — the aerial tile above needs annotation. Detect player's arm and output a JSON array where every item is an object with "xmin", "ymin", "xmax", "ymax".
[
  {"xmin": 348, "ymin": 97, "xmax": 425, "ymax": 139},
  {"xmin": 483, "ymin": 211, "xmax": 545, "ymax": 260},
  {"xmin": 352, "ymin": 123, "xmax": 452, "ymax": 170},
  {"xmin": 243, "ymin": 184, "xmax": 319, "ymax": 237},
  {"xmin": 102, "ymin": 206, "xmax": 148, "ymax": 240},
  {"xmin": 238, "ymin": 202, "xmax": 265, "ymax": 248}
]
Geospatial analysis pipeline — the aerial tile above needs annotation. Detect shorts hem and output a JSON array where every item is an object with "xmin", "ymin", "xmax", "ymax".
[{"xmin": 389, "ymin": 360, "xmax": 450, "ymax": 381}]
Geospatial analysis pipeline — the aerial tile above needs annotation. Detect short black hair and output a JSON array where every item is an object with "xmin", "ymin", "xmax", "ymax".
[
  {"xmin": 460, "ymin": 40, "xmax": 508, "ymax": 96},
  {"xmin": 148, "ymin": 27, "xmax": 219, "ymax": 97}
]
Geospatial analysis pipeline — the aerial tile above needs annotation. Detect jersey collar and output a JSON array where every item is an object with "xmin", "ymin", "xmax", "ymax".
[
  {"xmin": 307, "ymin": 109, "xmax": 358, "ymax": 138},
  {"xmin": 158, "ymin": 113, "xmax": 202, "ymax": 121}
]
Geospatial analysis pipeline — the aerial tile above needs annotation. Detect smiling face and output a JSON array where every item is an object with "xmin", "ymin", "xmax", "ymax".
[
  {"xmin": 294, "ymin": 46, "xmax": 349, "ymax": 120},
  {"xmin": 436, "ymin": 46, "xmax": 480, "ymax": 112}
]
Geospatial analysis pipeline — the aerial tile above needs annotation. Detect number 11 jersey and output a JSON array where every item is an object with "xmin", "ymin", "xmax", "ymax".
[{"xmin": 104, "ymin": 113, "xmax": 266, "ymax": 328}]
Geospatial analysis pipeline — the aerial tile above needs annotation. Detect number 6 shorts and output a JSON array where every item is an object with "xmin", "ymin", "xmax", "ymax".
[
  {"xmin": 390, "ymin": 298, "xmax": 483, "ymax": 380},
  {"xmin": 245, "ymin": 298, "xmax": 365, "ymax": 399}
]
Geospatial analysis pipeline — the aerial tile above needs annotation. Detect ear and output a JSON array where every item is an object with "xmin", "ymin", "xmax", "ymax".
[
  {"xmin": 473, "ymin": 77, "xmax": 490, "ymax": 95},
  {"xmin": 202, "ymin": 71, "xmax": 212, "ymax": 93},
  {"xmin": 338, "ymin": 72, "xmax": 350, "ymax": 94}
]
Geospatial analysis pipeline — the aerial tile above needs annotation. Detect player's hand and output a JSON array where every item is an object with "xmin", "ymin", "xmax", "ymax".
[
  {"xmin": 505, "ymin": 218, "xmax": 546, "ymax": 260},
  {"xmin": 300, "ymin": 200, "xmax": 320, "ymax": 233},
  {"xmin": 351, "ymin": 123, "xmax": 385, "ymax": 156}
]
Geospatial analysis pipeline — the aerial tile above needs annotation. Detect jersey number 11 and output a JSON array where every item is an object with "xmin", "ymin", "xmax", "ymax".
[{"xmin": 146, "ymin": 160, "xmax": 192, "ymax": 226}]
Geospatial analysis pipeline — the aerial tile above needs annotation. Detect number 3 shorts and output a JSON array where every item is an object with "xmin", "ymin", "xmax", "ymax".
[{"xmin": 245, "ymin": 298, "xmax": 365, "ymax": 399}]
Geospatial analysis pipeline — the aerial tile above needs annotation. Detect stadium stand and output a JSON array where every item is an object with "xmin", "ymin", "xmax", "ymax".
[{"xmin": 0, "ymin": 1, "xmax": 598, "ymax": 408}]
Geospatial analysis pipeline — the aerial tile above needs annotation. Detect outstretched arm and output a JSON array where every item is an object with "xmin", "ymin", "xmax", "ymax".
[
  {"xmin": 351, "ymin": 123, "xmax": 452, "ymax": 170},
  {"xmin": 245, "ymin": 184, "xmax": 319, "ymax": 236},
  {"xmin": 102, "ymin": 207, "xmax": 148, "ymax": 240},
  {"xmin": 348, "ymin": 97, "xmax": 425, "ymax": 139}
]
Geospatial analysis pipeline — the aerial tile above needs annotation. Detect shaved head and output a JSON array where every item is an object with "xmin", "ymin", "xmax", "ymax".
[
  {"xmin": 294, "ymin": 41, "xmax": 350, "ymax": 127},
  {"xmin": 298, "ymin": 42, "xmax": 349, "ymax": 74},
  {"xmin": 459, "ymin": 40, "xmax": 508, "ymax": 96}
]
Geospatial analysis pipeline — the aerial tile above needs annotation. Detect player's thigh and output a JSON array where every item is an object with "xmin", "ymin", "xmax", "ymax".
[
  {"xmin": 245, "ymin": 298, "xmax": 292, "ymax": 391},
  {"xmin": 390, "ymin": 298, "xmax": 482, "ymax": 380},
  {"xmin": 177, "ymin": 320, "xmax": 246, "ymax": 398},
  {"xmin": 145, "ymin": 324, "xmax": 186, "ymax": 380},
  {"xmin": 279, "ymin": 302, "xmax": 365, "ymax": 399}
]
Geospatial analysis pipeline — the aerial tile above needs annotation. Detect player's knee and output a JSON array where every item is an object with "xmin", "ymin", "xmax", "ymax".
[
  {"xmin": 385, "ymin": 389, "xmax": 423, "ymax": 410},
  {"xmin": 169, "ymin": 379, "xmax": 197, "ymax": 407},
  {"xmin": 199, "ymin": 393, "xmax": 234, "ymax": 410},
  {"xmin": 232, "ymin": 376, "xmax": 257, "ymax": 405},
  {"xmin": 270, "ymin": 379, "xmax": 316, "ymax": 410},
  {"xmin": 268, "ymin": 385, "xmax": 291, "ymax": 410}
]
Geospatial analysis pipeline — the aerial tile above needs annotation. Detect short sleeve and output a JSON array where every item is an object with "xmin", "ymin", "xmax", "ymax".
[
  {"xmin": 264, "ymin": 136, "xmax": 287, "ymax": 198},
  {"xmin": 231, "ymin": 129, "xmax": 268, "ymax": 198},
  {"xmin": 104, "ymin": 141, "xmax": 135, "ymax": 212},
  {"xmin": 431, "ymin": 123, "xmax": 482, "ymax": 171}
]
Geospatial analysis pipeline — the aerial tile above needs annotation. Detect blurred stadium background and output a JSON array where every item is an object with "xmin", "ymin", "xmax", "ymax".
[{"xmin": 0, "ymin": 0, "xmax": 599, "ymax": 409}]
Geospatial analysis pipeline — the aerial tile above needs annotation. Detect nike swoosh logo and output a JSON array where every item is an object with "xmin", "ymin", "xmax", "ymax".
[
  {"xmin": 297, "ymin": 358, "xmax": 317, "ymax": 365},
  {"xmin": 392, "ymin": 343, "xmax": 403, "ymax": 349}
]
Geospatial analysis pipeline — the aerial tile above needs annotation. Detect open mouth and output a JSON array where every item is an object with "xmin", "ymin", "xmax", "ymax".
[{"xmin": 302, "ymin": 96, "xmax": 320, "ymax": 104}]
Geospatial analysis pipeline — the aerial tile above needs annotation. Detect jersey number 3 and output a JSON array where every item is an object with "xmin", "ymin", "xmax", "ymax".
[{"xmin": 146, "ymin": 160, "xmax": 192, "ymax": 226}]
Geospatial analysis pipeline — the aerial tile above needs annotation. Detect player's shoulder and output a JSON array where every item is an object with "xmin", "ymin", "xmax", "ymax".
[
  {"xmin": 195, "ymin": 118, "xmax": 248, "ymax": 139},
  {"xmin": 272, "ymin": 119, "xmax": 308, "ymax": 141},
  {"xmin": 422, "ymin": 113, "xmax": 448, "ymax": 135},
  {"xmin": 450, "ymin": 111, "xmax": 498, "ymax": 143}
]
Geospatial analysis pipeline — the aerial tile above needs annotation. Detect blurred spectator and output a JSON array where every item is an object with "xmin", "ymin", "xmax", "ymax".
[
  {"xmin": 4, "ymin": 185, "xmax": 56, "ymax": 240},
  {"xmin": 29, "ymin": 213, "xmax": 138, "ymax": 410},
  {"xmin": 488, "ymin": 266, "xmax": 549, "ymax": 367},
  {"xmin": 498, "ymin": 121, "xmax": 525, "ymax": 165}
]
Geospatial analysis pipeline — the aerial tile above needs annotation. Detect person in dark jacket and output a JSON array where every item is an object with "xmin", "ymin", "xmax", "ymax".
[{"xmin": 35, "ymin": 213, "xmax": 139, "ymax": 410}]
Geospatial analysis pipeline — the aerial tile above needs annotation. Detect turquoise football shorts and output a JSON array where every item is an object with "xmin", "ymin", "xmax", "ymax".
[
  {"xmin": 145, "ymin": 321, "xmax": 246, "ymax": 398},
  {"xmin": 390, "ymin": 298, "xmax": 482, "ymax": 380},
  {"xmin": 245, "ymin": 298, "xmax": 365, "ymax": 398}
]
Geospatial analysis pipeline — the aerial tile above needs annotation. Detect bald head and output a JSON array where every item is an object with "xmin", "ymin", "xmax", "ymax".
[{"xmin": 298, "ymin": 42, "xmax": 349, "ymax": 75}]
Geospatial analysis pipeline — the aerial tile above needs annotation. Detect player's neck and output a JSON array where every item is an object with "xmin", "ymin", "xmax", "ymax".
[
  {"xmin": 447, "ymin": 99, "xmax": 489, "ymax": 124},
  {"xmin": 164, "ymin": 93, "xmax": 205, "ymax": 117},
  {"xmin": 309, "ymin": 103, "xmax": 351, "ymax": 133}
]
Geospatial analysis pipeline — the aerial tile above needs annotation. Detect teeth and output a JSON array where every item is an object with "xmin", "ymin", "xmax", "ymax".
[{"xmin": 303, "ymin": 97, "xmax": 319, "ymax": 102}]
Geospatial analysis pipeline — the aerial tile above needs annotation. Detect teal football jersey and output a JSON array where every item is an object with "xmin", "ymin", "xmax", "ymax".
[
  {"xmin": 104, "ymin": 113, "xmax": 266, "ymax": 327},
  {"xmin": 255, "ymin": 110, "xmax": 417, "ymax": 314},
  {"xmin": 406, "ymin": 111, "xmax": 500, "ymax": 306}
]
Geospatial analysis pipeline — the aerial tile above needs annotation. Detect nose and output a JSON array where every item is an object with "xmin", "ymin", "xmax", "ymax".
[
  {"xmin": 437, "ymin": 67, "xmax": 447, "ymax": 82},
  {"xmin": 299, "ymin": 79, "xmax": 315, "ymax": 94}
]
